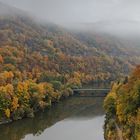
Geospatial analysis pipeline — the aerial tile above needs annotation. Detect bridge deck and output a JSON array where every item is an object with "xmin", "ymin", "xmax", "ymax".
[
  {"xmin": 73, "ymin": 88, "xmax": 110, "ymax": 91},
  {"xmin": 72, "ymin": 88, "xmax": 110, "ymax": 97},
  {"xmin": 74, "ymin": 95, "xmax": 107, "ymax": 97}
]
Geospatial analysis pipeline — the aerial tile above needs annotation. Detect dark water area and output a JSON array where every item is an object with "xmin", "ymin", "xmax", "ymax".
[{"xmin": 0, "ymin": 96, "xmax": 105, "ymax": 140}]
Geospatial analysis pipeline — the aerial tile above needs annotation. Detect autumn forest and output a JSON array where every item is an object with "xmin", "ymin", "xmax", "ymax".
[{"xmin": 0, "ymin": 1, "xmax": 140, "ymax": 140}]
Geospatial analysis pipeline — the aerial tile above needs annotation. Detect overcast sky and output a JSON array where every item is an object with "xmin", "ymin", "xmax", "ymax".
[{"xmin": 0, "ymin": 0, "xmax": 140, "ymax": 24}]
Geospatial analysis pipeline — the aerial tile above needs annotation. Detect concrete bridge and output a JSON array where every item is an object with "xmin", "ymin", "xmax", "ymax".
[{"xmin": 73, "ymin": 88, "xmax": 110, "ymax": 97}]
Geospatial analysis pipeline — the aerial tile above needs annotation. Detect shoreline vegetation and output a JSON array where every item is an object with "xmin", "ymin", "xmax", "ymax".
[
  {"xmin": 0, "ymin": 71, "xmax": 79, "ymax": 124},
  {"xmin": 104, "ymin": 65, "xmax": 140, "ymax": 140}
]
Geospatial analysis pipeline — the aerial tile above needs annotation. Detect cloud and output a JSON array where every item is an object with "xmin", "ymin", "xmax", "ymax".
[{"xmin": 0, "ymin": 0, "xmax": 140, "ymax": 24}]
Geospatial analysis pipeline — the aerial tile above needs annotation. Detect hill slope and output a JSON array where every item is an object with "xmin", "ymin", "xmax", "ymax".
[{"xmin": 71, "ymin": 29, "xmax": 140, "ymax": 64}]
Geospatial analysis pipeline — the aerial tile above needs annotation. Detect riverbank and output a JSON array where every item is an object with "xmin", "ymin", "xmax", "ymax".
[
  {"xmin": 0, "ymin": 83, "xmax": 74, "ymax": 125},
  {"xmin": 0, "ymin": 97, "xmax": 105, "ymax": 140},
  {"xmin": 104, "ymin": 66, "xmax": 140, "ymax": 140}
]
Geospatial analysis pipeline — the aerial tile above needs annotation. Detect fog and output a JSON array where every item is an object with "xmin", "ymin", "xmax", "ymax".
[
  {"xmin": 0, "ymin": 0, "xmax": 140, "ymax": 23},
  {"xmin": 0, "ymin": 0, "xmax": 140, "ymax": 37}
]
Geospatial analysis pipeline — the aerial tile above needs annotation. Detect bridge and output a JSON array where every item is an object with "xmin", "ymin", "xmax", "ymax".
[{"xmin": 73, "ymin": 88, "xmax": 110, "ymax": 97}]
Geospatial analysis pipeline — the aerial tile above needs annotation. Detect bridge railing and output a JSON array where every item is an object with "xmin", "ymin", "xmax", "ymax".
[
  {"xmin": 72, "ymin": 88, "xmax": 110, "ymax": 97},
  {"xmin": 73, "ymin": 88, "xmax": 110, "ymax": 91}
]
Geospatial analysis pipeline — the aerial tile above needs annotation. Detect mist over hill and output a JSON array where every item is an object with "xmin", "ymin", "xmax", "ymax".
[
  {"xmin": 0, "ymin": 2, "xmax": 137, "ymax": 79},
  {"xmin": 0, "ymin": 1, "xmax": 139, "ymax": 70}
]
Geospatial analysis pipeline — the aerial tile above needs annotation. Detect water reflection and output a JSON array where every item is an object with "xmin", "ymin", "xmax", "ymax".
[{"xmin": 0, "ymin": 97, "xmax": 105, "ymax": 140}]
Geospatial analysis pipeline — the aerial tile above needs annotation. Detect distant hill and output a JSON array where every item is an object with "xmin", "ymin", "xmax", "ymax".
[
  {"xmin": 71, "ymin": 30, "xmax": 140, "ymax": 63},
  {"xmin": 0, "ymin": 2, "xmax": 139, "ymax": 79}
]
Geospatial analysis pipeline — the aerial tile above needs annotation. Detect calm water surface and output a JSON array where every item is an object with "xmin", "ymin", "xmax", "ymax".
[{"xmin": 0, "ymin": 97, "xmax": 105, "ymax": 140}]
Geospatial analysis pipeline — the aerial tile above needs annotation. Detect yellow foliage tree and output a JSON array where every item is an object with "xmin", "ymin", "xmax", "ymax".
[
  {"xmin": 11, "ymin": 97, "xmax": 19, "ymax": 111},
  {"xmin": 5, "ymin": 108, "xmax": 10, "ymax": 118}
]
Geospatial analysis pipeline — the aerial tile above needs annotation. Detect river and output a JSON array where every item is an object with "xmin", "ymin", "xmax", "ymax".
[{"xmin": 0, "ymin": 96, "xmax": 105, "ymax": 140}]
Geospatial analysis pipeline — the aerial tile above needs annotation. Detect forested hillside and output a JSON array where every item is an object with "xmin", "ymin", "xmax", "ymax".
[
  {"xmin": 0, "ymin": 2, "xmax": 140, "ymax": 123},
  {"xmin": 104, "ymin": 65, "xmax": 140, "ymax": 140},
  {"xmin": 72, "ymin": 30, "xmax": 140, "ymax": 64}
]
